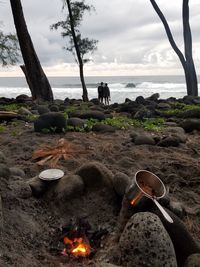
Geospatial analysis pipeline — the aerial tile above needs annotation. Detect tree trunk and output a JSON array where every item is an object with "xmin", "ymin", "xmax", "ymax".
[
  {"xmin": 10, "ymin": 0, "xmax": 54, "ymax": 102},
  {"xmin": 66, "ymin": 0, "xmax": 89, "ymax": 102},
  {"xmin": 79, "ymin": 63, "xmax": 88, "ymax": 101},
  {"xmin": 149, "ymin": 0, "xmax": 198, "ymax": 96},
  {"xmin": 182, "ymin": 0, "xmax": 198, "ymax": 96}
]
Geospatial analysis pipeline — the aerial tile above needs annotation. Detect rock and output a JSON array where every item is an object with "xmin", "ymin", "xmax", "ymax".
[
  {"xmin": 18, "ymin": 107, "xmax": 32, "ymax": 116},
  {"xmin": 151, "ymin": 207, "xmax": 200, "ymax": 266},
  {"xmin": 28, "ymin": 176, "xmax": 49, "ymax": 197},
  {"xmin": 134, "ymin": 134, "xmax": 156, "ymax": 145},
  {"xmin": 134, "ymin": 106, "xmax": 153, "ymax": 119},
  {"xmin": 52, "ymin": 174, "xmax": 84, "ymax": 200},
  {"xmin": 157, "ymin": 102, "xmax": 171, "ymax": 109},
  {"xmin": 0, "ymin": 163, "xmax": 10, "ymax": 178},
  {"xmin": 34, "ymin": 112, "xmax": 66, "ymax": 133},
  {"xmin": 157, "ymin": 136, "xmax": 181, "ymax": 147},
  {"xmin": 179, "ymin": 119, "xmax": 200, "ymax": 132},
  {"xmin": 67, "ymin": 117, "xmax": 85, "ymax": 128},
  {"xmin": 181, "ymin": 109, "xmax": 200, "ymax": 119},
  {"xmin": 0, "ymin": 151, "xmax": 6, "ymax": 163},
  {"xmin": 146, "ymin": 93, "xmax": 160, "ymax": 101},
  {"xmin": 112, "ymin": 172, "xmax": 131, "ymax": 196},
  {"xmin": 9, "ymin": 167, "xmax": 25, "ymax": 177},
  {"xmin": 69, "ymin": 110, "xmax": 106, "ymax": 121},
  {"xmin": 184, "ymin": 253, "xmax": 200, "ymax": 267},
  {"xmin": 163, "ymin": 126, "xmax": 185, "ymax": 135},
  {"xmin": 119, "ymin": 212, "xmax": 177, "ymax": 267},
  {"xmin": 92, "ymin": 124, "xmax": 116, "ymax": 133},
  {"xmin": 49, "ymin": 105, "xmax": 59, "ymax": 112},
  {"xmin": 162, "ymin": 127, "xmax": 187, "ymax": 143},
  {"xmin": 16, "ymin": 94, "xmax": 31, "ymax": 103},
  {"xmin": 125, "ymin": 83, "xmax": 136, "ymax": 88},
  {"xmin": 37, "ymin": 105, "xmax": 50, "ymax": 115},
  {"xmin": 135, "ymin": 96, "xmax": 145, "ymax": 104},
  {"xmin": 90, "ymin": 98, "xmax": 100, "ymax": 105},
  {"xmin": 75, "ymin": 162, "xmax": 113, "ymax": 189}
]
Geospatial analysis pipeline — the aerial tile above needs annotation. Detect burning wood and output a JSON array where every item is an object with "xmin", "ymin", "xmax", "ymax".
[
  {"xmin": 62, "ymin": 235, "xmax": 91, "ymax": 257},
  {"xmin": 32, "ymin": 138, "xmax": 86, "ymax": 167}
]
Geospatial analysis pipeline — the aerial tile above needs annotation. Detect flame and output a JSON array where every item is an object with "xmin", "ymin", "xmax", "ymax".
[
  {"xmin": 130, "ymin": 191, "xmax": 143, "ymax": 206},
  {"xmin": 62, "ymin": 236, "xmax": 91, "ymax": 257}
]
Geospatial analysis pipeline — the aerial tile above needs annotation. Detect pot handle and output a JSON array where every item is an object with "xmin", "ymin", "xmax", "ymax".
[{"xmin": 153, "ymin": 198, "xmax": 173, "ymax": 224}]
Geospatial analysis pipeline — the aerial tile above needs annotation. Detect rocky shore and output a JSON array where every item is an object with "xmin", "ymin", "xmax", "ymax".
[{"xmin": 0, "ymin": 93, "xmax": 200, "ymax": 266}]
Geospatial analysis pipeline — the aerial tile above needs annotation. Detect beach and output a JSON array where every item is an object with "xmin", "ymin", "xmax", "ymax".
[
  {"xmin": 1, "ymin": 75, "xmax": 198, "ymax": 103},
  {"xmin": 0, "ymin": 94, "xmax": 200, "ymax": 266}
]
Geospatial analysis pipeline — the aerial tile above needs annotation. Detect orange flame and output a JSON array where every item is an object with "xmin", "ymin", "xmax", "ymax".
[{"xmin": 63, "ymin": 236, "xmax": 91, "ymax": 257}]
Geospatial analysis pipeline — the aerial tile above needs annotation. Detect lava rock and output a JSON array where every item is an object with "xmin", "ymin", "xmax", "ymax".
[
  {"xmin": 180, "ymin": 119, "xmax": 200, "ymax": 132},
  {"xmin": 112, "ymin": 172, "xmax": 131, "ymax": 197},
  {"xmin": 184, "ymin": 253, "xmax": 200, "ymax": 267},
  {"xmin": 18, "ymin": 107, "xmax": 32, "ymax": 116},
  {"xmin": 92, "ymin": 124, "xmax": 116, "ymax": 133},
  {"xmin": 52, "ymin": 174, "xmax": 84, "ymax": 200},
  {"xmin": 135, "ymin": 96, "xmax": 145, "ymax": 104},
  {"xmin": 146, "ymin": 93, "xmax": 160, "ymax": 101},
  {"xmin": 34, "ymin": 112, "xmax": 66, "ymax": 133},
  {"xmin": 157, "ymin": 136, "xmax": 181, "ymax": 147},
  {"xmin": 28, "ymin": 176, "xmax": 49, "ymax": 197},
  {"xmin": 75, "ymin": 161, "xmax": 114, "ymax": 189},
  {"xmin": 119, "ymin": 212, "xmax": 177, "ymax": 267},
  {"xmin": 67, "ymin": 117, "xmax": 85, "ymax": 128},
  {"xmin": 157, "ymin": 102, "xmax": 171, "ymax": 109},
  {"xmin": 134, "ymin": 134, "xmax": 156, "ymax": 145},
  {"xmin": 69, "ymin": 110, "xmax": 106, "ymax": 121},
  {"xmin": 37, "ymin": 105, "xmax": 50, "ymax": 115},
  {"xmin": 151, "ymin": 207, "xmax": 200, "ymax": 266},
  {"xmin": 134, "ymin": 106, "xmax": 153, "ymax": 119},
  {"xmin": 49, "ymin": 105, "xmax": 59, "ymax": 112}
]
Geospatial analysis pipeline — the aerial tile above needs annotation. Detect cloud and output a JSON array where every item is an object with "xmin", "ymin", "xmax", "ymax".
[{"xmin": 0, "ymin": 0, "xmax": 200, "ymax": 76}]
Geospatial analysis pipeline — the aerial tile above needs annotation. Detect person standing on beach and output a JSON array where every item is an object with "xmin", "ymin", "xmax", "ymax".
[
  {"xmin": 98, "ymin": 82, "xmax": 104, "ymax": 103},
  {"xmin": 104, "ymin": 83, "xmax": 110, "ymax": 105}
]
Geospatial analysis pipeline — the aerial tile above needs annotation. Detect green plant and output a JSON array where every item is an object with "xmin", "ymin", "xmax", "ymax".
[
  {"xmin": 25, "ymin": 114, "xmax": 38, "ymax": 122},
  {"xmin": 0, "ymin": 103, "xmax": 21, "ymax": 111},
  {"xmin": 142, "ymin": 118, "xmax": 165, "ymax": 131}
]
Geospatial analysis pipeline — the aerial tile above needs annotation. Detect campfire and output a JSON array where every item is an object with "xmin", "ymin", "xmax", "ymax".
[
  {"xmin": 62, "ymin": 235, "xmax": 91, "ymax": 257},
  {"xmin": 50, "ymin": 217, "xmax": 108, "ymax": 261}
]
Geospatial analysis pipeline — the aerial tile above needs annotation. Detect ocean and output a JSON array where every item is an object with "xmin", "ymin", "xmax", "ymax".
[{"xmin": 0, "ymin": 75, "xmax": 198, "ymax": 104}]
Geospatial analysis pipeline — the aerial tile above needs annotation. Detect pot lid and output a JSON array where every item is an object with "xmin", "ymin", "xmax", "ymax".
[{"xmin": 39, "ymin": 169, "xmax": 64, "ymax": 181}]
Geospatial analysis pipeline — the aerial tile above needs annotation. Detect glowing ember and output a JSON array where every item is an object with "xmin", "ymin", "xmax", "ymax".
[{"xmin": 62, "ymin": 236, "xmax": 91, "ymax": 257}]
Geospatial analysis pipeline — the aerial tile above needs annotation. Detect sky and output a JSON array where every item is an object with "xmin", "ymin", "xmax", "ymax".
[{"xmin": 0, "ymin": 0, "xmax": 200, "ymax": 77}]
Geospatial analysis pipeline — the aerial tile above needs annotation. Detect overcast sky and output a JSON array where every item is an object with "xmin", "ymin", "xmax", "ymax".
[{"xmin": 0, "ymin": 0, "xmax": 200, "ymax": 77}]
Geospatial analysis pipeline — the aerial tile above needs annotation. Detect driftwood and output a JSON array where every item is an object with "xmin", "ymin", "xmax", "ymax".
[{"xmin": 0, "ymin": 111, "xmax": 21, "ymax": 121}]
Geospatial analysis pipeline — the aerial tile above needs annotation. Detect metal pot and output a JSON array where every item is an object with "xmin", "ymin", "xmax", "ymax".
[{"xmin": 126, "ymin": 170, "xmax": 173, "ymax": 223}]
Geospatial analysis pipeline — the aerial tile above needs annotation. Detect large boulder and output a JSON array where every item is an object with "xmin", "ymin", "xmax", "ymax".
[
  {"xmin": 52, "ymin": 174, "xmax": 84, "ymax": 200},
  {"xmin": 119, "ymin": 212, "xmax": 177, "ymax": 267},
  {"xmin": 75, "ymin": 161, "xmax": 113, "ymax": 189},
  {"xmin": 179, "ymin": 119, "xmax": 200, "ymax": 132},
  {"xmin": 34, "ymin": 112, "xmax": 66, "ymax": 133},
  {"xmin": 112, "ymin": 172, "xmax": 131, "ymax": 197},
  {"xmin": 67, "ymin": 117, "xmax": 85, "ymax": 128},
  {"xmin": 184, "ymin": 254, "xmax": 200, "ymax": 267}
]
